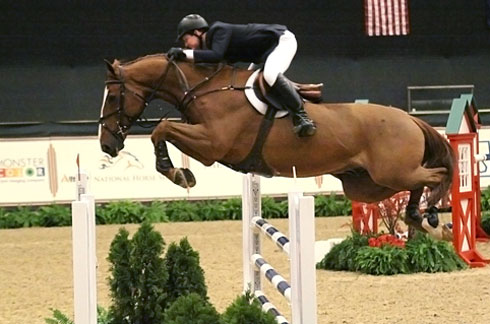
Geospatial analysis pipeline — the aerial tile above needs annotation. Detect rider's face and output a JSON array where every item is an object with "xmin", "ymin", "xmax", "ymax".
[{"xmin": 182, "ymin": 31, "xmax": 203, "ymax": 49}]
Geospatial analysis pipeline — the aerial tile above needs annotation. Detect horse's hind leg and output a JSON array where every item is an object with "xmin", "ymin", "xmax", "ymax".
[
  {"xmin": 405, "ymin": 187, "xmax": 425, "ymax": 229},
  {"xmin": 336, "ymin": 170, "xmax": 397, "ymax": 202}
]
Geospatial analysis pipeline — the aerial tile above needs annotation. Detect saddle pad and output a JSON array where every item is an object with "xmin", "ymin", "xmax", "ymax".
[{"xmin": 244, "ymin": 70, "xmax": 288, "ymax": 118}]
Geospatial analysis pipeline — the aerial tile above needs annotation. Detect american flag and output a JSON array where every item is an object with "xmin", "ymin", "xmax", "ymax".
[{"xmin": 364, "ymin": 0, "xmax": 410, "ymax": 36}]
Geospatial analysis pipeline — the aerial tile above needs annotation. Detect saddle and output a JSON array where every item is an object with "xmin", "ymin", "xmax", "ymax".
[
  {"xmin": 254, "ymin": 71, "xmax": 323, "ymax": 104},
  {"xmin": 219, "ymin": 72, "xmax": 323, "ymax": 177}
]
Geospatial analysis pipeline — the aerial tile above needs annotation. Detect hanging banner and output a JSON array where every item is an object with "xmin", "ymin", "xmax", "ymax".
[
  {"xmin": 2, "ymin": 130, "xmax": 490, "ymax": 206},
  {"xmin": 0, "ymin": 135, "xmax": 342, "ymax": 205}
]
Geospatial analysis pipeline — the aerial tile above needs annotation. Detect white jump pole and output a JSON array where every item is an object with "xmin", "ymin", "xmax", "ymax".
[{"xmin": 72, "ymin": 155, "xmax": 97, "ymax": 324}]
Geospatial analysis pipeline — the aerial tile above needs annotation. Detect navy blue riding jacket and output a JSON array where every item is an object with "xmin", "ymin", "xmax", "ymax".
[{"xmin": 193, "ymin": 22, "xmax": 287, "ymax": 64}]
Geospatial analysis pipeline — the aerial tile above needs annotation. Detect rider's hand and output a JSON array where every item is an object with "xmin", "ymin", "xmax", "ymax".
[{"xmin": 167, "ymin": 47, "xmax": 186, "ymax": 60}]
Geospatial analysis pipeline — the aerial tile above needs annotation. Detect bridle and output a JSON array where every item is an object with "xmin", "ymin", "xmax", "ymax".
[
  {"xmin": 98, "ymin": 55, "xmax": 244, "ymax": 146},
  {"xmin": 98, "ymin": 57, "xmax": 177, "ymax": 145}
]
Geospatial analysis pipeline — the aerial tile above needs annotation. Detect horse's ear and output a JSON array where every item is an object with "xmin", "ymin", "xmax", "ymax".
[{"xmin": 104, "ymin": 59, "xmax": 116, "ymax": 75}]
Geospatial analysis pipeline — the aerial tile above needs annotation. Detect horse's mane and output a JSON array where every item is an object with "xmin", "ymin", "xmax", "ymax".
[
  {"xmin": 114, "ymin": 54, "xmax": 247, "ymax": 81},
  {"xmin": 118, "ymin": 53, "xmax": 168, "ymax": 66}
]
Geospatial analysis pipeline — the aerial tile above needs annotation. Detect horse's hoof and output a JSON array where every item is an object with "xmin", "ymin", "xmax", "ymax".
[
  {"xmin": 423, "ymin": 206, "xmax": 439, "ymax": 228},
  {"xmin": 424, "ymin": 213, "xmax": 439, "ymax": 228},
  {"xmin": 173, "ymin": 168, "xmax": 196, "ymax": 188},
  {"xmin": 403, "ymin": 210, "xmax": 427, "ymax": 234}
]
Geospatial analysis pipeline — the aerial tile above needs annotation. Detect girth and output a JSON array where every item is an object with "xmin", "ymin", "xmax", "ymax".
[{"xmin": 218, "ymin": 106, "xmax": 277, "ymax": 177}]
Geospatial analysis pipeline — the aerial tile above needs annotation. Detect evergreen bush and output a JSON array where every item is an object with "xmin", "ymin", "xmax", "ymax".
[
  {"xmin": 107, "ymin": 228, "xmax": 134, "ymax": 324},
  {"xmin": 222, "ymin": 290, "xmax": 277, "ymax": 324},
  {"xmin": 164, "ymin": 237, "xmax": 208, "ymax": 306},
  {"xmin": 128, "ymin": 222, "xmax": 169, "ymax": 322},
  {"xmin": 164, "ymin": 293, "xmax": 224, "ymax": 324},
  {"xmin": 107, "ymin": 222, "xmax": 169, "ymax": 323}
]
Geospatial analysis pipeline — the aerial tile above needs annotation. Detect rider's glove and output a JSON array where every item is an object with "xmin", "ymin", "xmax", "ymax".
[{"xmin": 167, "ymin": 47, "xmax": 186, "ymax": 60}]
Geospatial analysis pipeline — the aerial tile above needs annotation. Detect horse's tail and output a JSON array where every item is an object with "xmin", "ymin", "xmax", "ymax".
[{"xmin": 411, "ymin": 116, "xmax": 456, "ymax": 206}]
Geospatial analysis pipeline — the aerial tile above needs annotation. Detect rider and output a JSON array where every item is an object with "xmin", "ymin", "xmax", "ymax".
[{"xmin": 168, "ymin": 14, "xmax": 317, "ymax": 137}]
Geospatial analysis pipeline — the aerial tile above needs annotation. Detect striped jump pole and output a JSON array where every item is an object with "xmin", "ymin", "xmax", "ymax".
[
  {"xmin": 71, "ymin": 164, "xmax": 97, "ymax": 324},
  {"xmin": 242, "ymin": 173, "xmax": 317, "ymax": 324}
]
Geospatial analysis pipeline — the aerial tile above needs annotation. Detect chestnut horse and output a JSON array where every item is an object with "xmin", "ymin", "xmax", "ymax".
[{"xmin": 98, "ymin": 54, "xmax": 454, "ymax": 239}]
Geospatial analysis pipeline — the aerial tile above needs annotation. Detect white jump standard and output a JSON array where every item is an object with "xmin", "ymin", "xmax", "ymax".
[
  {"xmin": 71, "ymin": 167, "xmax": 97, "ymax": 324},
  {"xmin": 242, "ymin": 173, "xmax": 317, "ymax": 324}
]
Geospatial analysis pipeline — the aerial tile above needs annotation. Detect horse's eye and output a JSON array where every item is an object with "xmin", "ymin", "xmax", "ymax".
[{"xmin": 107, "ymin": 94, "xmax": 116, "ymax": 103}]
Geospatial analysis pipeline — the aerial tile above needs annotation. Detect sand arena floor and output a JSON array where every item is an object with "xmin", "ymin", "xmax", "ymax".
[{"xmin": 1, "ymin": 215, "xmax": 490, "ymax": 324}]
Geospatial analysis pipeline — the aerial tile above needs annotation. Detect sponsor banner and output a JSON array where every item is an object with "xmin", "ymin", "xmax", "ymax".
[
  {"xmin": 2, "ymin": 129, "xmax": 490, "ymax": 206},
  {"xmin": 0, "ymin": 136, "xmax": 341, "ymax": 205}
]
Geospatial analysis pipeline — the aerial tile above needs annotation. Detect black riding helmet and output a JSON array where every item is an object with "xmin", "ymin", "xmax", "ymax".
[{"xmin": 176, "ymin": 14, "xmax": 209, "ymax": 41}]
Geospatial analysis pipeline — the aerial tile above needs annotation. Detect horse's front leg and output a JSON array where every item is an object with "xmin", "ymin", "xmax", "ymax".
[
  {"xmin": 151, "ymin": 120, "xmax": 229, "ymax": 188},
  {"xmin": 154, "ymin": 140, "xmax": 196, "ymax": 188}
]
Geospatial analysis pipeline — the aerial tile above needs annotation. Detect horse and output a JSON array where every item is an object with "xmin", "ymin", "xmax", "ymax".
[{"xmin": 98, "ymin": 54, "xmax": 455, "ymax": 240}]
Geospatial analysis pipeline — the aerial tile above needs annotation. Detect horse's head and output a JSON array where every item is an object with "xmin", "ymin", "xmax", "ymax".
[{"xmin": 98, "ymin": 59, "xmax": 149, "ymax": 157}]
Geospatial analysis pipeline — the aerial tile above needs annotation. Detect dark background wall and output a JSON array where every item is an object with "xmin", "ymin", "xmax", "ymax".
[{"xmin": 1, "ymin": 0, "xmax": 490, "ymax": 136}]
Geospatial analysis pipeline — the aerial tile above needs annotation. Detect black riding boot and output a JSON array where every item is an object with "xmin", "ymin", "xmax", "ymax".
[{"xmin": 266, "ymin": 73, "xmax": 317, "ymax": 137}]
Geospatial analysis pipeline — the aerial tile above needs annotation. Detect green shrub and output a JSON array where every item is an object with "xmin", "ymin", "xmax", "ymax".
[
  {"xmin": 261, "ymin": 197, "xmax": 287, "ymax": 219},
  {"xmin": 164, "ymin": 237, "xmax": 208, "ymax": 306},
  {"xmin": 355, "ymin": 245, "xmax": 410, "ymax": 275},
  {"xmin": 107, "ymin": 228, "xmax": 134, "ymax": 324},
  {"xmin": 480, "ymin": 187, "xmax": 490, "ymax": 211},
  {"xmin": 44, "ymin": 306, "xmax": 111, "ymax": 324},
  {"xmin": 318, "ymin": 232, "xmax": 467, "ymax": 275},
  {"xmin": 96, "ymin": 306, "xmax": 112, "ymax": 324},
  {"xmin": 314, "ymin": 193, "xmax": 351, "ymax": 216},
  {"xmin": 5, "ymin": 206, "xmax": 39, "ymax": 228},
  {"xmin": 128, "ymin": 222, "xmax": 169, "ymax": 322},
  {"xmin": 166, "ymin": 200, "xmax": 200, "ymax": 222},
  {"xmin": 142, "ymin": 201, "xmax": 169, "ymax": 223},
  {"xmin": 97, "ymin": 200, "xmax": 145, "ymax": 224},
  {"xmin": 222, "ymin": 290, "xmax": 277, "ymax": 324},
  {"xmin": 44, "ymin": 308, "xmax": 73, "ymax": 324},
  {"xmin": 164, "ymin": 293, "xmax": 224, "ymax": 324},
  {"xmin": 482, "ymin": 211, "xmax": 490, "ymax": 235},
  {"xmin": 405, "ymin": 233, "xmax": 467, "ymax": 273},
  {"xmin": 222, "ymin": 198, "xmax": 242, "ymax": 220},
  {"xmin": 197, "ymin": 200, "xmax": 227, "ymax": 221},
  {"xmin": 37, "ymin": 204, "xmax": 71, "ymax": 227},
  {"xmin": 107, "ymin": 222, "xmax": 169, "ymax": 323},
  {"xmin": 0, "ymin": 208, "xmax": 12, "ymax": 229},
  {"xmin": 317, "ymin": 231, "xmax": 368, "ymax": 271}
]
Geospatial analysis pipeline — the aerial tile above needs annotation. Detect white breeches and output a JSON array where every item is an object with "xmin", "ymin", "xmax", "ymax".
[{"xmin": 263, "ymin": 30, "xmax": 297, "ymax": 86}]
